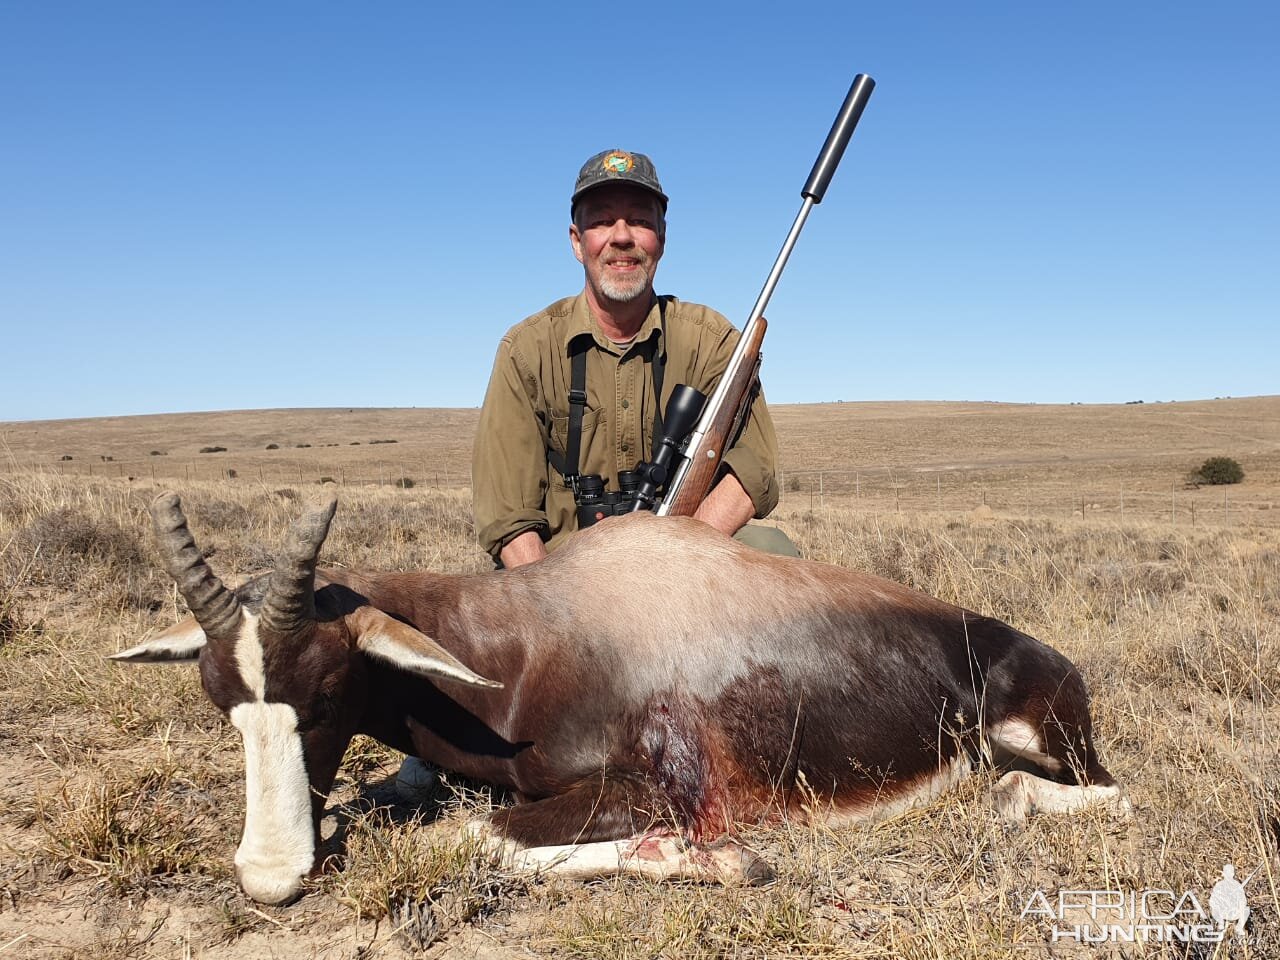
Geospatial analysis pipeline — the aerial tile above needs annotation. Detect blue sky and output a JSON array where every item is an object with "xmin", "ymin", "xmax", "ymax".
[{"xmin": 1, "ymin": 2, "xmax": 1276, "ymax": 420}]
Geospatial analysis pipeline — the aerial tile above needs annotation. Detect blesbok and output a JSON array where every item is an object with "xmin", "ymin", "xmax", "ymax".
[{"xmin": 113, "ymin": 492, "xmax": 1124, "ymax": 904}]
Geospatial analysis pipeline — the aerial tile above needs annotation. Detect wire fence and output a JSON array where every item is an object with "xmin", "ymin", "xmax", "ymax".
[
  {"xmin": 775, "ymin": 467, "xmax": 1275, "ymax": 528},
  {"xmin": 5, "ymin": 456, "xmax": 469, "ymax": 491},
  {"xmin": 5, "ymin": 458, "xmax": 1275, "ymax": 528}
]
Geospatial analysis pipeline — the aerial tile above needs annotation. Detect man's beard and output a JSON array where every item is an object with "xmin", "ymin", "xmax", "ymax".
[{"xmin": 597, "ymin": 257, "xmax": 653, "ymax": 303}]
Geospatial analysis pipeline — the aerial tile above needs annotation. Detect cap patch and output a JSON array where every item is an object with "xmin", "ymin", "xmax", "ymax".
[{"xmin": 602, "ymin": 151, "xmax": 634, "ymax": 174}]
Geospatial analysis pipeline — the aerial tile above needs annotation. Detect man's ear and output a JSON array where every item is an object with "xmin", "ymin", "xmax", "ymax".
[
  {"xmin": 346, "ymin": 606, "xmax": 502, "ymax": 689},
  {"xmin": 569, "ymin": 222, "xmax": 585, "ymax": 264},
  {"xmin": 108, "ymin": 615, "xmax": 206, "ymax": 662}
]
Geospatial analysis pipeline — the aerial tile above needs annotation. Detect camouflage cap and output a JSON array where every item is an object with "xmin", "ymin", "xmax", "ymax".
[{"xmin": 571, "ymin": 149, "xmax": 668, "ymax": 211}]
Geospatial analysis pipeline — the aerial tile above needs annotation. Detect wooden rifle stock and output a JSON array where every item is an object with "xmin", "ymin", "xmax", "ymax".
[
  {"xmin": 659, "ymin": 318, "xmax": 766, "ymax": 517},
  {"xmin": 655, "ymin": 73, "xmax": 874, "ymax": 520}
]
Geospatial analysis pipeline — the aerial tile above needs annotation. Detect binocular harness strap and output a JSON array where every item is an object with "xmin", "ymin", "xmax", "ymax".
[{"xmin": 548, "ymin": 298, "xmax": 668, "ymax": 493}]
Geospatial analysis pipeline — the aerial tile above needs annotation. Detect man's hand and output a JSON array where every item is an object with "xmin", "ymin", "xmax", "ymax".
[
  {"xmin": 692, "ymin": 472, "xmax": 754, "ymax": 537},
  {"xmin": 501, "ymin": 473, "xmax": 751, "ymax": 567},
  {"xmin": 499, "ymin": 530, "xmax": 549, "ymax": 569}
]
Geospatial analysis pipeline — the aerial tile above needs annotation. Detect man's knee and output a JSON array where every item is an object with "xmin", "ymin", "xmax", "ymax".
[{"xmin": 733, "ymin": 522, "xmax": 801, "ymax": 557}]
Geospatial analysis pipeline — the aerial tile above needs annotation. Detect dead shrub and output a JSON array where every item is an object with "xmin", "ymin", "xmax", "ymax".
[
  {"xmin": 185, "ymin": 497, "xmax": 253, "ymax": 533},
  {"xmin": 0, "ymin": 602, "xmax": 30, "ymax": 647},
  {"xmin": 15, "ymin": 507, "xmax": 145, "ymax": 588}
]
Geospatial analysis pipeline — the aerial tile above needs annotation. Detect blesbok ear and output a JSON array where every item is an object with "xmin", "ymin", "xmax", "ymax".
[
  {"xmin": 108, "ymin": 615, "xmax": 207, "ymax": 663},
  {"xmin": 346, "ymin": 606, "xmax": 503, "ymax": 689}
]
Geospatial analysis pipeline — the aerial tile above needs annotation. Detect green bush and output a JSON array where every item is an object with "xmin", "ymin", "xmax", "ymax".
[{"xmin": 1196, "ymin": 456, "xmax": 1244, "ymax": 485}]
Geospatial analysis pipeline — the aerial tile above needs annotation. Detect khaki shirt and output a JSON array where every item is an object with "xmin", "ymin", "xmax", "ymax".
[{"xmin": 473, "ymin": 292, "xmax": 780, "ymax": 558}]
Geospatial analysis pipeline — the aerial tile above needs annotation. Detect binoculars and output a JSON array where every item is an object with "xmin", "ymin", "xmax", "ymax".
[{"xmin": 572, "ymin": 383, "xmax": 706, "ymax": 528}]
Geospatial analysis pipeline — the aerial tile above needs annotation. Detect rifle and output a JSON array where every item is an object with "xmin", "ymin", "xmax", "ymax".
[{"xmin": 652, "ymin": 73, "xmax": 876, "ymax": 518}]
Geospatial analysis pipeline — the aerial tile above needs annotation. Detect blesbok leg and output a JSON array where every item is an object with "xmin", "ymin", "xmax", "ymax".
[{"xmin": 478, "ymin": 775, "xmax": 771, "ymax": 884}]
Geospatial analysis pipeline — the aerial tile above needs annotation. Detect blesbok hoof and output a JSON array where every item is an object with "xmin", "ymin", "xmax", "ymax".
[
  {"xmin": 395, "ymin": 756, "xmax": 442, "ymax": 804},
  {"xmin": 699, "ymin": 836, "xmax": 775, "ymax": 886}
]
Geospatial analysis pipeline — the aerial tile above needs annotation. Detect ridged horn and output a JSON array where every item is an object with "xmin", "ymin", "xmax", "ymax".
[
  {"xmin": 260, "ymin": 492, "xmax": 338, "ymax": 635},
  {"xmin": 150, "ymin": 492, "xmax": 243, "ymax": 641}
]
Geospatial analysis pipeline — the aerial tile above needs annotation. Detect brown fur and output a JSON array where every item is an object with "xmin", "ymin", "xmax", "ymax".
[{"xmin": 137, "ymin": 506, "xmax": 1119, "ymax": 887}]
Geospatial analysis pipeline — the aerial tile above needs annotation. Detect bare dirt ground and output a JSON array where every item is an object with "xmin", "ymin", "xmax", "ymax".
[{"xmin": 1, "ymin": 399, "xmax": 1278, "ymax": 958}]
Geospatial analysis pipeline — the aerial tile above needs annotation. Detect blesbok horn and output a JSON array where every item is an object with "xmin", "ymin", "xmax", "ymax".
[
  {"xmin": 260, "ymin": 491, "xmax": 338, "ymax": 635},
  {"xmin": 150, "ymin": 492, "xmax": 243, "ymax": 640}
]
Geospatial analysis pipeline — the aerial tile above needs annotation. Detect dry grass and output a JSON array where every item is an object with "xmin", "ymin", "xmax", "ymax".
[
  {"xmin": 0, "ymin": 449, "xmax": 1277, "ymax": 956},
  {"xmin": 5, "ymin": 397, "xmax": 1279, "ymax": 527}
]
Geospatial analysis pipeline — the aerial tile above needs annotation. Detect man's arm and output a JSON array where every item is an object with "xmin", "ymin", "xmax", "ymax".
[
  {"xmin": 499, "ymin": 529, "xmax": 549, "ymax": 569},
  {"xmin": 692, "ymin": 472, "xmax": 755, "ymax": 537},
  {"xmin": 473, "ymin": 337, "xmax": 551, "ymax": 559}
]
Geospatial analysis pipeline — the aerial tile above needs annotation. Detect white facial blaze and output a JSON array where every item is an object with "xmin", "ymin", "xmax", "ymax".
[
  {"xmin": 222, "ymin": 615, "xmax": 318, "ymax": 903},
  {"xmin": 230, "ymin": 701, "xmax": 315, "ymax": 904},
  {"xmin": 235, "ymin": 611, "xmax": 267, "ymax": 700}
]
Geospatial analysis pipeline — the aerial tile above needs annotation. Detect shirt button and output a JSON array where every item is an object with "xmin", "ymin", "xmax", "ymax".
[
  {"xmin": 621, "ymin": 442, "xmax": 630, "ymax": 452},
  {"xmin": 621, "ymin": 399, "xmax": 630, "ymax": 409}
]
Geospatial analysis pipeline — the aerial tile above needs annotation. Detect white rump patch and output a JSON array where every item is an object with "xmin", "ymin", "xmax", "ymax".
[{"xmin": 230, "ymin": 701, "xmax": 315, "ymax": 904}]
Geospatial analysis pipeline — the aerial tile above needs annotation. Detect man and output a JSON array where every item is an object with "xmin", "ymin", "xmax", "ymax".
[
  {"xmin": 471, "ymin": 148, "xmax": 796, "ymax": 567},
  {"xmin": 397, "ymin": 149, "xmax": 794, "ymax": 801}
]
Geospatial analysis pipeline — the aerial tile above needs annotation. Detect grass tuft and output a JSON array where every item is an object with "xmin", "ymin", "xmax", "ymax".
[
  {"xmin": 325, "ymin": 806, "xmax": 523, "ymax": 950},
  {"xmin": 35, "ymin": 762, "xmax": 230, "ymax": 894}
]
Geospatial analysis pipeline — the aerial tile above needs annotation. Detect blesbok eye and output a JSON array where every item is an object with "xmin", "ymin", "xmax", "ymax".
[{"xmin": 295, "ymin": 694, "xmax": 337, "ymax": 732}]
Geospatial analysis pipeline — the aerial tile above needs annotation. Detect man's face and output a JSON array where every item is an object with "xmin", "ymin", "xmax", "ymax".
[{"xmin": 570, "ymin": 185, "xmax": 665, "ymax": 306}]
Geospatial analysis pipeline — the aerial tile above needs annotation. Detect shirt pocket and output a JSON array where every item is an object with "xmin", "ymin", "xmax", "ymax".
[{"xmin": 549, "ymin": 407, "xmax": 604, "ymax": 463}]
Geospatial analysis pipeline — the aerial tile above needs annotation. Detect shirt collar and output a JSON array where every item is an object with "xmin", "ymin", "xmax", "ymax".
[{"xmin": 565, "ymin": 292, "xmax": 665, "ymax": 356}]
